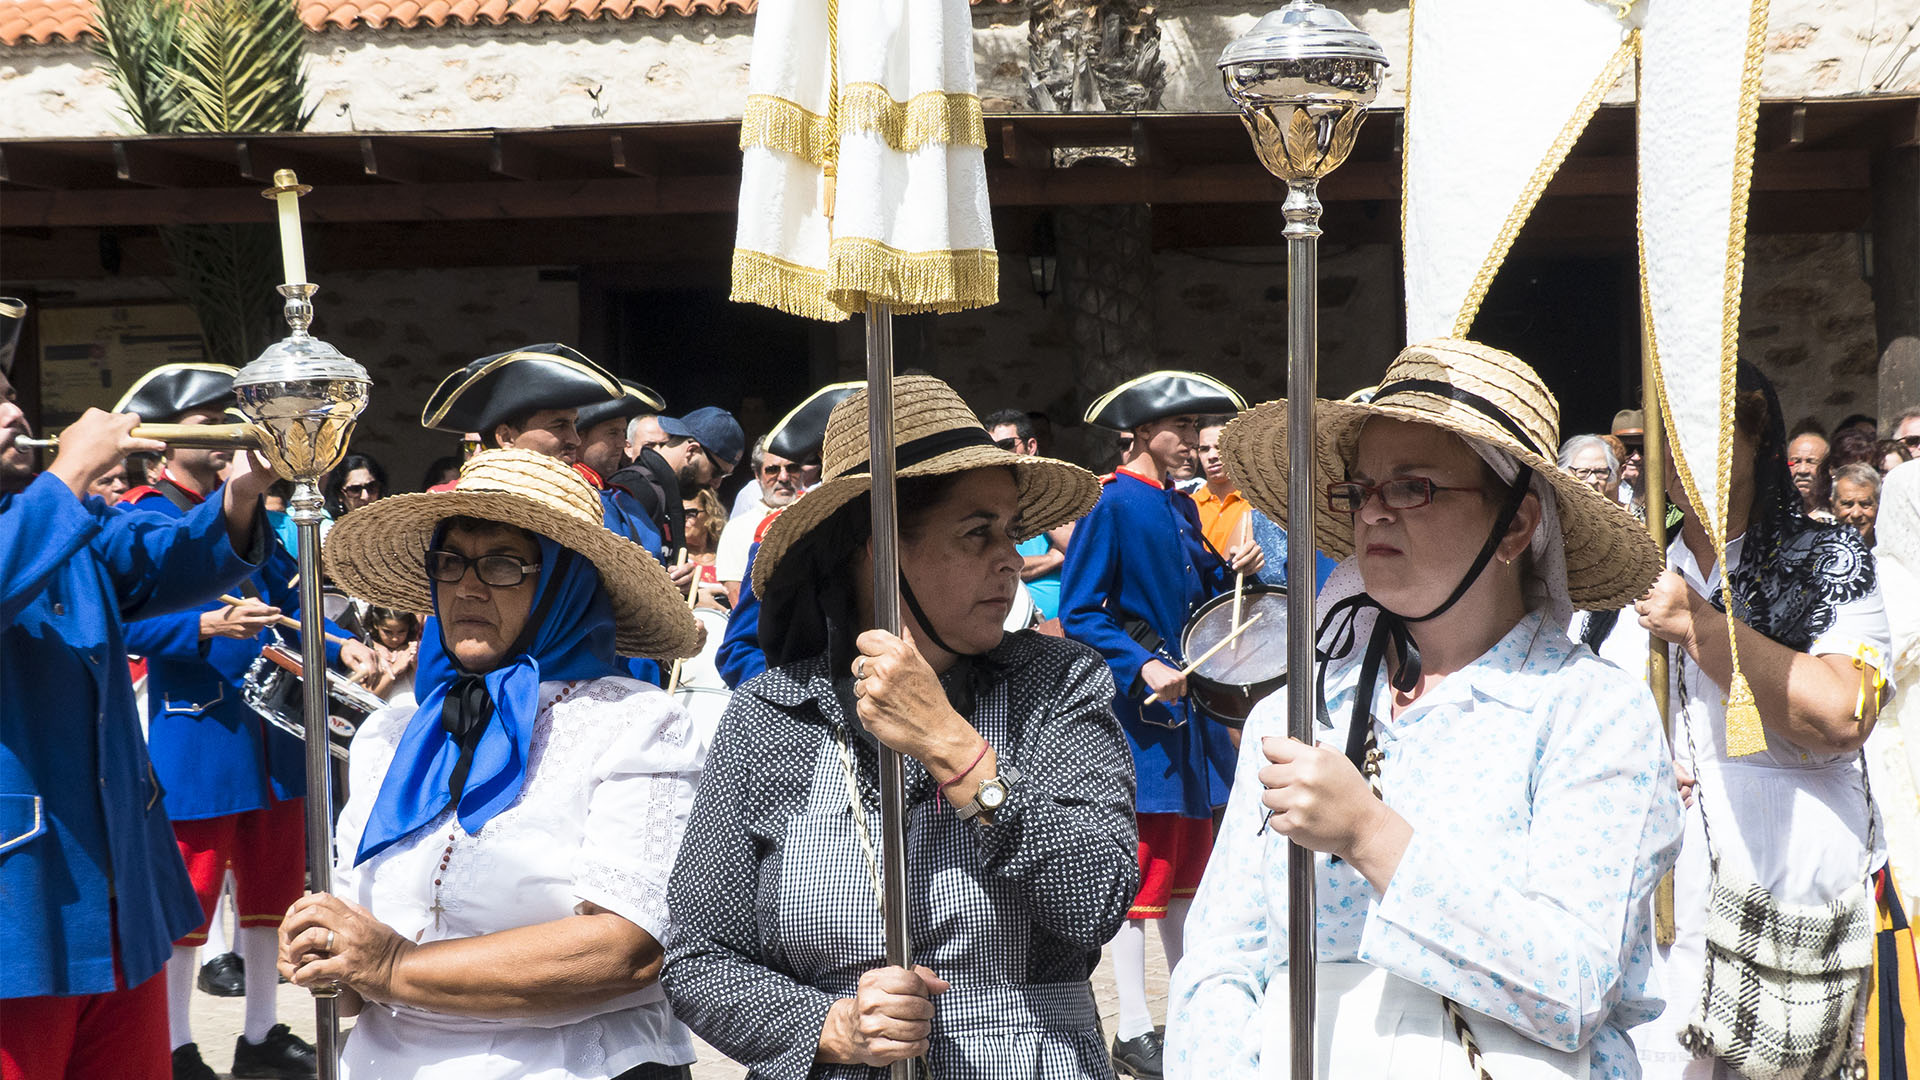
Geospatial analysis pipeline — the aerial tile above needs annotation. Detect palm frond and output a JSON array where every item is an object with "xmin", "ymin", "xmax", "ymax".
[
  {"xmin": 160, "ymin": 224, "xmax": 283, "ymax": 367},
  {"xmin": 174, "ymin": 0, "xmax": 311, "ymax": 133},
  {"xmin": 91, "ymin": 0, "xmax": 189, "ymax": 133}
]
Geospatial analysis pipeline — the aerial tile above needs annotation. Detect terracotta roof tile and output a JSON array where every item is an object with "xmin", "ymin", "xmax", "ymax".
[{"xmin": 2, "ymin": 0, "xmax": 1013, "ymax": 45}]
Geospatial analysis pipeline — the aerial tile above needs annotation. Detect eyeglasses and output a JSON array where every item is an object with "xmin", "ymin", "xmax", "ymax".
[
  {"xmin": 1325, "ymin": 477, "xmax": 1485, "ymax": 514},
  {"xmin": 993, "ymin": 437, "xmax": 1021, "ymax": 452},
  {"xmin": 762, "ymin": 462, "xmax": 805, "ymax": 477},
  {"xmin": 424, "ymin": 550, "xmax": 541, "ymax": 588},
  {"xmin": 1567, "ymin": 467, "xmax": 1611, "ymax": 482},
  {"xmin": 341, "ymin": 482, "xmax": 380, "ymax": 497},
  {"xmin": 1901, "ymin": 436, "xmax": 1920, "ymax": 449}
]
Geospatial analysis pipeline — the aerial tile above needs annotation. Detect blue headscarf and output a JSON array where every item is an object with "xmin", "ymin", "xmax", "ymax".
[{"xmin": 355, "ymin": 532, "xmax": 618, "ymax": 864}]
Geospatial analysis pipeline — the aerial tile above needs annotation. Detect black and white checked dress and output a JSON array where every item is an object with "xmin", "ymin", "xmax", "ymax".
[{"xmin": 662, "ymin": 632, "xmax": 1140, "ymax": 1080}]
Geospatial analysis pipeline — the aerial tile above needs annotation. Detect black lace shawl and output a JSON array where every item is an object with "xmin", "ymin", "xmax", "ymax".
[{"xmin": 1711, "ymin": 362, "xmax": 1874, "ymax": 653}]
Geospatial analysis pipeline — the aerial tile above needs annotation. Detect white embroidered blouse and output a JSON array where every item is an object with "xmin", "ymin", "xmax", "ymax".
[
  {"xmin": 331, "ymin": 676, "xmax": 708, "ymax": 1080},
  {"xmin": 1167, "ymin": 610, "xmax": 1684, "ymax": 1079}
]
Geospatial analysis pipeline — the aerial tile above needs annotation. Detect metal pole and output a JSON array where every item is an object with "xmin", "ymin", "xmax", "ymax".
[
  {"xmin": 1283, "ymin": 177, "xmax": 1322, "ymax": 1079},
  {"xmin": 1642, "ymin": 322, "xmax": 1676, "ymax": 945},
  {"xmin": 291, "ymin": 479, "xmax": 341, "ymax": 1080},
  {"xmin": 863, "ymin": 301, "xmax": 915, "ymax": 1080}
]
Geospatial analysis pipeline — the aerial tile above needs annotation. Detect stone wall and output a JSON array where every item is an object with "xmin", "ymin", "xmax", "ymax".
[
  {"xmin": 3, "ymin": 0, "xmax": 1913, "ymax": 139},
  {"xmin": 1742, "ymin": 232, "xmax": 1884, "ymax": 431}
]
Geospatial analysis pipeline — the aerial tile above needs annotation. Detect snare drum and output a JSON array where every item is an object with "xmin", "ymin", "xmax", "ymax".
[
  {"xmin": 672, "ymin": 685, "xmax": 732, "ymax": 746},
  {"xmin": 1179, "ymin": 584, "xmax": 1289, "ymax": 728},
  {"xmin": 241, "ymin": 643, "xmax": 385, "ymax": 760}
]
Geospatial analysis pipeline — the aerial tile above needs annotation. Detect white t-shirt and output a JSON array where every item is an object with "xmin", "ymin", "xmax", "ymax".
[
  {"xmin": 332, "ymin": 677, "xmax": 708, "ymax": 1079},
  {"xmin": 715, "ymin": 500, "xmax": 776, "ymax": 585}
]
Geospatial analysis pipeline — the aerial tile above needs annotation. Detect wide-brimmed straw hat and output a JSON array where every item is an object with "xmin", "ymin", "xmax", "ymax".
[
  {"xmin": 1219, "ymin": 338, "xmax": 1662, "ymax": 611},
  {"xmin": 751, "ymin": 376, "xmax": 1101, "ymax": 596},
  {"xmin": 325, "ymin": 449, "xmax": 700, "ymax": 660}
]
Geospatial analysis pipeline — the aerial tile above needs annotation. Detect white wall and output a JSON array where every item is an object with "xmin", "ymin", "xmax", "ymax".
[{"xmin": 2, "ymin": 0, "xmax": 1913, "ymax": 139}]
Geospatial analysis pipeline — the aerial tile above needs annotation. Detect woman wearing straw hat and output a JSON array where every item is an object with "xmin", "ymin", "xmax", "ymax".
[
  {"xmin": 1166, "ymin": 339, "xmax": 1684, "ymax": 1078},
  {"xmin": 275, "ymin": 449, "xmax": 707, "ymax": 1080},
  {"xmin": 662, "ymin": 376, "xmax": 1140, "ymax": 1079}
]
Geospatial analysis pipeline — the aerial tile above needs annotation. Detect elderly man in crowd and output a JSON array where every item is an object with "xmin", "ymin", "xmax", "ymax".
[
  {"xmin": 715, "ymin": 437, "xmax": 802, "ymax": 607},
  {"xmin": 1788, "ymin": 426, "xmax": 1834, "ymax": 520}
]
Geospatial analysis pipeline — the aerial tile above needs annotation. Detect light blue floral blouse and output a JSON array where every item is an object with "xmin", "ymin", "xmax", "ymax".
[{"xmin": 1167, "ymin": 609, "xmax": 1685, "ymax": 1078}]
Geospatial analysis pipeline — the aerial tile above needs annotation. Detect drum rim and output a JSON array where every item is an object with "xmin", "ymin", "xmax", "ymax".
[{"xmin": 1180, "ymin": 582, "xmax": 1290, "ymax": 688}]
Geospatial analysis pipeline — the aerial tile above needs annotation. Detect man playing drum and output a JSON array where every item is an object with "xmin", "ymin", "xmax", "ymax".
[
  {"xmin": 1059, "ymin": 372, "xmax": 1262, "ymax": 1080},
  {"xmin": 118, "ymin": 364, "xmax": 372, "ymax": 1080}
]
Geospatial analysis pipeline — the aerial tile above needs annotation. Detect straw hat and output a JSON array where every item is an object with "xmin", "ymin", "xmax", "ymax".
[
  {"xmin": 751, "ymin": 376, "xmax": 1101, "ymax": 596},
  {"xmin": 1219, "ymin": 338, "xmax": 1662, "ymax": 611},
  {"xmin": 325, "ymin": 449, "xmax": 700, "ymax": 660}
]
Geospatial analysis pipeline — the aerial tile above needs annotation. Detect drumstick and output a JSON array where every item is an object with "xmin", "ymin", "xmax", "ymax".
[
  {"xmin": 1145, "ymin": 614, "xmax": 1264, "ymax": 705},
  {"xmin": 666, "ymin": 551, "xmax": 695, "ymax": 694},
  {"xmin": 1230, "ymin": 572, "xmax": 1246, "ymax": 647},
  {"xmin": 220, "ymin": 594, "xmax": 352, "ymax": 646}
]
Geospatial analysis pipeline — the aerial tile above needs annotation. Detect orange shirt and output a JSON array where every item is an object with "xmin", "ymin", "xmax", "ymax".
[{"xmin": 1192, "ymin": 484, "xmax": 1250, "ymax": 556}]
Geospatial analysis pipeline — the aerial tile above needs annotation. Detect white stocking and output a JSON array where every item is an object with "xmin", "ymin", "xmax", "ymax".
[
  {"xmin": 1111, "ymin": 918, "xmax": 1153, "ymax": 1040},
  {"xmin": 239, "ymin": 926, "xmax": 280, "ymax": 1044},
  {"xmin": 166, "ymin": 946, "xmax": 196, "ymax": 1050}
]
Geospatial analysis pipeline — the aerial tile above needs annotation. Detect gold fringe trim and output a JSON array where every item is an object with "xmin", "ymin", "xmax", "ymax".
[
  {"xmin": 1718, "ymin": 0, "xmax": 1773, "ymax": 759},
  {"xmin": 1449, "ymin": 34, "xmax": 1637, "ymax": 337},
  {"xmin": 739, "ymin": 86, "xmax": 987, "ymax": 164},
  {"xmin": 731, "ymin": 242, "xmax": 999, "ymax": 322}
]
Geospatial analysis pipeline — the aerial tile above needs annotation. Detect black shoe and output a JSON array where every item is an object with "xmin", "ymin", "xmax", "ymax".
[
  {"xmin": 1111, "ymin": 1029, "xmax": 1164, "ymax": 1080},
  {"xmin": 231, "ymin": 1024, "xmax": 318, "ymax": 1079},
  {"xmin": 172, "ymin": 1044, "xmax": 218, "ymax": 1080},
  {"xmin": 196, "ymin": 951, "xmax": 245, "ymax": 997}
]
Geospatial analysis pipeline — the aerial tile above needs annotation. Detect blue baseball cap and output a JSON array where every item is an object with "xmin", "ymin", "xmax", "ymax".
[{"xmin": 660, "ymin": 406, "xmax": 746, "ymax": 470}]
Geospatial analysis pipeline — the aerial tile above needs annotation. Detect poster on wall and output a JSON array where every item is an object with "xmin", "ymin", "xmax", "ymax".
[{"xmin": 36, "ymin": 305, "xmax": 209, "ymax": 426}]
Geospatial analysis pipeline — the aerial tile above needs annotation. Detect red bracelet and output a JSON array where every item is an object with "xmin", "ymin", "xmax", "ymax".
[{"xmin": 935, "ymin": 741, "xmax": 991, "ymax": 811}]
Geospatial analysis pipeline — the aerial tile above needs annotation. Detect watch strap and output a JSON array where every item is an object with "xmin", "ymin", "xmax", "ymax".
[{"xmin": 957, "ymin": 764, "xmax": 1022, "ymax": 821}]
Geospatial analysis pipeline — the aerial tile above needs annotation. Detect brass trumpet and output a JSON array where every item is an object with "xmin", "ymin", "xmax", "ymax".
[{"xmin": 16, "ymin": 422, "xmax": 267, "ymax": 453}]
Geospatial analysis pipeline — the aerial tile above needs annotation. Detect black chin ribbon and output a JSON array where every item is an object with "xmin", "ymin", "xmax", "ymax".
[
  {"xmin": 1317, "ymin": 466, "xmax": 1536, "ymax": 776},
  {"xmin": 440, "ymin": 676, "xmax": 494, "ymax": 804},
  {"xmin": 898, "ymin": 573, "xmax": 989, "ymax": 717}
]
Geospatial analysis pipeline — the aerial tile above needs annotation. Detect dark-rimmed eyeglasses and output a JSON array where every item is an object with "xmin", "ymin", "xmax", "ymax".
[
  {"xmin": 342, "ymin": 482, "xmax": 380, "ymax": 497},
  {"xmin": 993, "ymin": 437, "xmax": 1021, "ymax": 452},
  {"xmin": 1325, "ymin": 477, "xmax": 1485, "ymax": 515},
  {"xmin": 425, "ymin": 550, "xmax": 541, "ymax": 588},
  {"xmin": 1901, "ymin": 435, "xmax": 1920, "ymax": 450},
  {"xmin": 762, "ymin": 462, "xmax": 805, "ymax": 478}
]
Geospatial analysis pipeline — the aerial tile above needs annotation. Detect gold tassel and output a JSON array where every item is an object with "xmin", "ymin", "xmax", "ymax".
[
  {"xmin": 738, "ymin": 87, "xmax": 988, "ymax": 166},
  {"xmin": 823, "ymin": 238, "xmax": 999, "ymax": 316},
  {"xmin": 1721, "ymin": 573, "xmax": 1769, "ymax": 757}
]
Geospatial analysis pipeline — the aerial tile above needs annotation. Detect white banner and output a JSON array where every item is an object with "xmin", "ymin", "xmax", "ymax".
[
  {"xmin": 1403, "ymin": 0, "xmax": 1634, "ymax": 342},
  {"xmin": 1640, "ymin": 0, "xmax": 1771, "ymax": 754}
]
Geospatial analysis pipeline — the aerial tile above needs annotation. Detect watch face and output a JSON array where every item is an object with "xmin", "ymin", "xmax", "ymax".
[{"xmin": 980, "ymin": 781, "xmax": 1007, "ymax": 810}]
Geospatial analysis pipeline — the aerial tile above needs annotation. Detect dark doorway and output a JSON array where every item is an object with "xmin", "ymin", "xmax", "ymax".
[
  {"xmin": 597, "ymin": 287, "xmax": 816, "ymax": 437},
  {"xmin": 1465, "ymin": 254, "xmax": 1636, "ymax": 443}
]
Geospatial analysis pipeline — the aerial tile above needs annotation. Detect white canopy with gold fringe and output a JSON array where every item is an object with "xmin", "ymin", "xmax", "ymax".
[
  {"xmin": 730, "ymin": 0, "xmax": 999, "ymax": 322},
  {"xmin": 1640, "ymin": 0, "xmax": 1773, "ymax": 756}
]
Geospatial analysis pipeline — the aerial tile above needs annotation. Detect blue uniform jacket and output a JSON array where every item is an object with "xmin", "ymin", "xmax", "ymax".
[
  {"xmin": 1059, "ymin": 469, "xmax": 1235, "ymax": 818},
  {"xmin": 1, "ymin": 473, "xmax": 261, "ymax": 997},
  {"xmin": 717, "ymin": 541, "xmax": 768, "ymax": 689},
  {"xmin": 600, "ymin": 487, "xmax": 666, "ymax": 686},
  {"xmin": 123, "ymin": 487, "xmax": 344, "ymax": 821}
]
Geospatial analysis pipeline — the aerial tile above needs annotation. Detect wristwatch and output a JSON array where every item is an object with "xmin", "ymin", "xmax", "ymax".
[{"xmin": 957, "ymin": 764, "xmax": 1022, "ymax": 822}]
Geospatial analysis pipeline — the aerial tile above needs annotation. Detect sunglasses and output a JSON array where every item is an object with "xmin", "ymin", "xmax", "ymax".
[
  {"xmin": 1901, "ymin": 436, "xmax": 1920, "ymax": 450},
  {"xmin": 993, "ymin": 437, "xmax": 1021, "ymax": 452},
  {"xmin": 762, "ymin": 462, "xmax": 805, "ymax": 477},
  {"xmin": 341, "ymin": 482, "xmax": 380, "ymax": 496},
  {"xmin": 1325, "ymin": 477, "xmax": 1485, "ymax": 514},
  {"xmin": 424, "ymin": 550, "xmax": 541, "ymax": 588}
]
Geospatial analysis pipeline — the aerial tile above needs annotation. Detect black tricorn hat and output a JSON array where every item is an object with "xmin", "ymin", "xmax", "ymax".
[
  {"xmin": 1084, "ymin": 370, "xmax": 1246, "ymax": 430},
  {"xmin": 113, "ymin": 363, "xmax": 239, "ymax": 422},
  {"xmin": 575, "ymin": 378, "xmax": 667, "ymax": 433},
  {"xmin": 422, "ymin": 344, "xmax": 621, "ymax": 434},
  {"xmin": 767, "ymin": 381, "xmax": 862, "ymax": 461}
]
